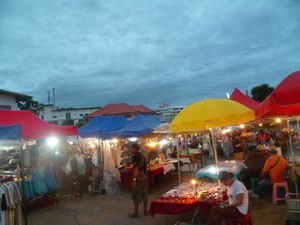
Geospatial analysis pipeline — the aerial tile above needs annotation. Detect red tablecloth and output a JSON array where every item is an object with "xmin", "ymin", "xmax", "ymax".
[
  {"xmin": 149, "ymin": 197, "xmax": 217, "ymax": 220},
  {"xmin": 119, "ymin": 167, "xmax": 164, "ymax": 189}
]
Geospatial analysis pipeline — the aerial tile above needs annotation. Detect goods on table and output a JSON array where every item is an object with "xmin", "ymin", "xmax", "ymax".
[
  {"xmin": 196, "ymin": 160, "xmax": 246, "ymax": 180},
  {"xmin": 162, "ymin": 182, "xmax": 226, "ymax": 202}
]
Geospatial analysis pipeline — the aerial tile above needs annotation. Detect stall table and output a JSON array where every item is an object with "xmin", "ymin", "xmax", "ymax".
[
  {"xmin": 180, "ymin": 151, "xmax": 204, "ymax": 171},
  {"xmin": 150, "ymin": 182, "xmax": 227, "ymax": 222},
  {"xmin": 149, "ymin": 197, "xmax": 216, "ymax": 221}
]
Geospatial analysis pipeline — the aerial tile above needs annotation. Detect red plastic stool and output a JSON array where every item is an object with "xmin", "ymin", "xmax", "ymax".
[
  {"xmin": 273, "ymin": 181, "xmax": 289, "ymax": 204},
  {"xmin": 227, "ymin": 211, "xmax": 252, "ymax": 225}
]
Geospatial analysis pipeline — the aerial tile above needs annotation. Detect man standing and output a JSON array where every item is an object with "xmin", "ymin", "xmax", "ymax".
[
  {"xmin": 249, "ymin": 149, "xmax": 290, "ymax": 198},
  {"xmin": 129, "ymin": 143, "xmax": 148, "ymax": 218}
]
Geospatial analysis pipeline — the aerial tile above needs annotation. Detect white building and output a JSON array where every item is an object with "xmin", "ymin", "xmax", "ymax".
[
  {"xmin": 155, "ymin": 106, "xmax": 185, "ymax": 123},
  {"xmin": 38, "ymin": 104, "xmax": 100, "ymax": 126},
  {"xmin": 0, "ymin": 89, "xmax": 31, "ymax": 110}
]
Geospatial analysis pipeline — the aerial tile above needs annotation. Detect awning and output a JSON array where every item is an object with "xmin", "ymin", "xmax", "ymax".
[
  {"xmin": 230, "ymin": 88, "xmax": 259, "ymax": 111},
  {"xmin": 115, "ymin": 114, "xmax": 161, "ymax": 137},
  {"xmin": 0, "ymin": 110, "xmax": 78, "ymax": 139},
  {"xmin": 256, "ymin": 71, "xmax": 300, "ymax": 118},
  {"xmin": 0, "ymin": 124, "xmax": 22, "ymax": 140},
  {"xmin": 79, "ymin": 116, "xmax": 128, "ymax": 138}
]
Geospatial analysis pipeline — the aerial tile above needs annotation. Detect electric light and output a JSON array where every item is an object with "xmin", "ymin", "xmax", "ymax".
[
  {"xmin": 276, "ymin": 118, "xmax": 281, "ymax": 123},
  {"xmin": 159, "ymin": 139, "xmax": 169, "ymax": 146},
  {"xmin": 208, "ymin": 166, "xmax": 217, "ymax": 174},
  {"xmin": 47, "ymin": 137, "xmax": 59, "ymax": 148},
  {"xmin": 259, "ymin": 123, "xmax": 263, "ymax": 127},
  {"xmin": 148, "ymin": 142, "xmax": 158, "ymax": 148},
  {"xmin": 128, "ymin": 137, "xmax": 138, "ymax": 142},
  {"xmin": 191, "ymin": 179, "xmax": 197, "ymax": 186},
  {"xmin": 112, "ymin": 138, "xmax": 118, "ymax": 144},
  {"xmin": 240, "ymin": 124, "xmax": 245, "ymax": 129}
]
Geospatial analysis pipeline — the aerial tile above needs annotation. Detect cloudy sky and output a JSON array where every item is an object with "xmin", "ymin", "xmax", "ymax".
[{"xmin": 1, "ymin": 0, "xmax": 300, "ymax": 109}]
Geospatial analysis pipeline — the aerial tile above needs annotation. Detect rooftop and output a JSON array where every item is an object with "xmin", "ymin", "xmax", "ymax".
[
  {"xmin": 86, "ymin": 103, "xmax": 153, "ymax": 118},
  {"xmin": 0, "ymin": 89, "xmax": 32, "ymax": 101}
]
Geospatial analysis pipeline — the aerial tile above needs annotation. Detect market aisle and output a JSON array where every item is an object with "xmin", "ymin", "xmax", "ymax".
[{"xmin": 28, "ymin": 173, "xmax": 286, "ymax": 225}]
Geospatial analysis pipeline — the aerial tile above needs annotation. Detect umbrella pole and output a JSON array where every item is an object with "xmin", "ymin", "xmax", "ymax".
[
  {"xmin": 287, "ymin": 119, "xmax": 298, "ymax": 194},
  {"xmin": 297, "ymin": 117, "xmax": 300, "ymax": 137},
  {"xmin": 177, "ymin": 134, "xmax": 181, "ymax": 185},
  {"xmin": 20, "ymin": 139, "xmax": 28, "ymax": 225},
  {"xmin": 210, "ymin": 129, "xmax": 220, "ymax": 186}
]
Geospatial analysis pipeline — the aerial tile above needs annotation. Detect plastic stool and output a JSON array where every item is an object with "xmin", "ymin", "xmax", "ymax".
[
  {"xmin": 250, "ymin": 178, "xmax": 259, "ymax": 190},
  {"xmin": 273, "ymin": 181, "xmax": 289, "ymax": 204},
  {"xmin": 227, "ymin": 211, "xmax": 252, "ymax": 225}
]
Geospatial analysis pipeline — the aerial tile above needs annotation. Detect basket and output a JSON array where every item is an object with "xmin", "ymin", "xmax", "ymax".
[{"xmin": 286, "ymin": 193, "xmax": 300, "ymax": 213}]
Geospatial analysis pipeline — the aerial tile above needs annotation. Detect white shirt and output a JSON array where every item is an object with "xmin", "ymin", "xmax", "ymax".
[{"xmin": 228, "ymin": 180, "xmax": 249, "ymax": 215}]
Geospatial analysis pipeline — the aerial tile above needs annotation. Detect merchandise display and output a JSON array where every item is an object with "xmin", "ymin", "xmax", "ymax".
[{"xmin": 196, "ymin": 160, "xmax": 246, "ymax": 180}]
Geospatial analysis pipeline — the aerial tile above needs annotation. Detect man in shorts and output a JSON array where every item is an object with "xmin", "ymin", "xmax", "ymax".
[{"xmin": 129, "ymin": 143, "xmax": 148, "ymax": 218}]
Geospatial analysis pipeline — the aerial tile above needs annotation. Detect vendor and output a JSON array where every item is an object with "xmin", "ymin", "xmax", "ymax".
[
  {"xmin": 207, "ymin": 171, "xmax": 249, "ymax": 225},
  {"xmin": 249, "ymin": 149, "xmax": 290, "ymax": 199}
]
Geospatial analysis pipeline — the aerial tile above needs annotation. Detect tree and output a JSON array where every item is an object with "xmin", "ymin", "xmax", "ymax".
[
  {"xmin": 76, "ymin": 118, "xmax": 89, "ymax": 127},
  {"xmin": 62, "ymin": 120, "xmax": 74, "ymax": 126},
  {"xmin": 251, "ymin": 84, "xmax": 274, "ymax": 102},
  {"xmin": 17, "ymin": 98, "xmax": 41, "ymax": 115}
]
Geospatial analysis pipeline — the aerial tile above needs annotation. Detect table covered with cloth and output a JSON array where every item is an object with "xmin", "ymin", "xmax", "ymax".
[
  {"xmin": 150, "ymin": 182, "xmax": 227, "ymax": 220},
  {"xmin": 149, "ymin": 197, "xmax": 216, "ymax": 220}
]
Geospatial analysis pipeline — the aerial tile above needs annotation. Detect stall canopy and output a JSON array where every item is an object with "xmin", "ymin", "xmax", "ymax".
[
  {"xmin": 0, "ymin": 125, "xmax": 22, "ymax": 140},
  {"xmin": 170, "ymin": 99, "xmax": 256, "ymax": 133},
  {"xmin": 115, "ymin": 114, "xmax": 162, "ymax": 137},
  {"xmin": 230, "ymin": 88, "xmax": 259, "ymax": 111},
  {"xmin": 0, "ymin": 110, "xmax": 78, "ymax": 139},
  {"xmin": 255, "ymin": 71, "xmax": 300, "ymax": 118},
  {"xmin": 79, "ymin": 116, "xmax": 128, "ymax": 138}
]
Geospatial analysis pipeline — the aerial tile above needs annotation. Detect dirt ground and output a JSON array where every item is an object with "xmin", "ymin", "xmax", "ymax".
[{"xmin": 27, "ymin": 172, "xmax": 293, "ymax": 225}]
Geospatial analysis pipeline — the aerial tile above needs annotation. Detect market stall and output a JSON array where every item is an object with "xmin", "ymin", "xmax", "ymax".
[
  {"xmin": 0, "ymin": 111, "xmax": 79, "ymax": 225},
  {"xmin": 255, "ymin": 71, "xmax": 300, "ymax": 178},
  {"xmin": 170, "ymin": 98, "xmax": 255, "ymax": 183}
]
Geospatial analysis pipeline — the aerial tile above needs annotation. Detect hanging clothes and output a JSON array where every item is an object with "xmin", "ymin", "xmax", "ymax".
[
  {"xmin": 0, "ymin": 182, "xmax": 22, "ymax": 225},
  {"xmin": 43, "ymin": 167, "xmax": 58, "ymax": 192},
  {"xmin": 32, "ymin": 170, "xmax": 48, "ymax": 196}
]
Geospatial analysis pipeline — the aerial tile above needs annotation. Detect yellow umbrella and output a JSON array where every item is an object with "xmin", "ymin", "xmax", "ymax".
[
  {"xmin": 170, "ymin": 99, "xmax": 255, "ymax": 184},
  {"xmin": 170, "ymin": 98, "xmax": 255, "ymax": 133}
]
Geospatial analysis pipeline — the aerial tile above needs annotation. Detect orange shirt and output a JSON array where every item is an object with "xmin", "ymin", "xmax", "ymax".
[{"xmin": 262, "ymin": 155, "xmax": 290, "ymax": 183}]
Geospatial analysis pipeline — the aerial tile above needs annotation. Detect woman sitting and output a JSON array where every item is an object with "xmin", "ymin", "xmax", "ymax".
[{"xmin": 207, "ymin": 171, "xmax": 249, "ymax": 225}]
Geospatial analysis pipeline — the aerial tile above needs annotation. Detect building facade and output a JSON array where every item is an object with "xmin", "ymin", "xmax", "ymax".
[
  {"xmin": 0, "ymin": 89, "xmax": 32, "ymax": 110},
  {"xmin": 38, "ymin": 104, "xmax": 100, "ymax": 126},
  {"xmin": 155, "ymin": 106, "xmax": 185, "ymax": 123}
]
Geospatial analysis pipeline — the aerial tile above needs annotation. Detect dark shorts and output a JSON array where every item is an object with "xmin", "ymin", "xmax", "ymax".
[{"xmin": 132, "ymin": 174, "xmax": 148, "ymax": 204}]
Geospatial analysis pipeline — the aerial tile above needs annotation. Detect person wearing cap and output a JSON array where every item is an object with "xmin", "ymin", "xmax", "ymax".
[
  {"xmin": 207, "ymin": 171, "xmax": 249, "ymax": 225},
  {"xmin": 129, "ymin": 143, "xmax": 148, "ymax": 218},
  {"xmin": 249, "ymin": 149, "xmax": 290, "ymax": 199}
]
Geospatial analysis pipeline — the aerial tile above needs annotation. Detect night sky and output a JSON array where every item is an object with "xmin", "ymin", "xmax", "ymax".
[{"xmin": 1, "ymin": 0, "xmax": 300, "ymax": 109}]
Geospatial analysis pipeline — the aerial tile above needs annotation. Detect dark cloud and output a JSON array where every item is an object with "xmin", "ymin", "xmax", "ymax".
[{"xmin": 1, "ymin": 0, "xmax": 300, "ymax": 109}]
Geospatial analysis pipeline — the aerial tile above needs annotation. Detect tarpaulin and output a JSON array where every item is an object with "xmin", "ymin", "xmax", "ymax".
[
  {"xmin": 0, "ymin": 124, "xmax": 22, "ymax": 140},
  {"xmin": 79, "ymin": 116, "xmax": 128, "ymax": 138},
  {"xmin": 0, "ymin": 110, "xmax": 78, "ymax": 139},
  {"xmin": 256, "ymin": 71, "xmax": 300, "ymax": 118},
  {"xmin": 230, "ymin": 88, "xmax": 259, "ymax": 111}
]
